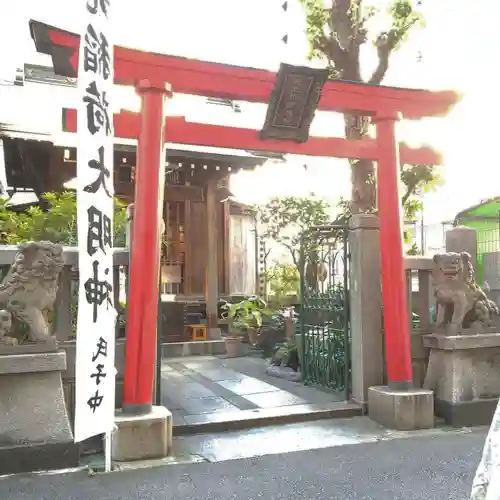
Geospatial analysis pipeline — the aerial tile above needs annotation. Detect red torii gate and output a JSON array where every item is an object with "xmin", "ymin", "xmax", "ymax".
[{"xmin": 29, "ymin": 20, "xmax": 459, "ymax": 413}]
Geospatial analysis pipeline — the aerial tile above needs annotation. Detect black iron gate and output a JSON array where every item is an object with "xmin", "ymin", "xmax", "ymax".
[{"xmin": 299, "ymin": 225, "xmax": 350, "ymax": 398}]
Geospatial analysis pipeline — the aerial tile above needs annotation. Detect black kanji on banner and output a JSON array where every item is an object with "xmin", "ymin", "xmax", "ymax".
[
  {"xmin": 92, "ymin": 336, "xmax": 108, "ymax": 362},
  {"xmin": 84, "ymin": 146, "xmax": 112, "ymax": 197},
  {"xmin": 91, "ymin": 363, "xmax": 107, "ymax": 385},
  {"xmin": 83, "ymin": 81, "xmax": 111, "ymax": 136},
  {"xmin": 87, "ymin": 337, "xmax": 109, "ymax": 412},
  {"xmin": 84, "ymin": 260, "xmax": 113, "ymax": 322},
  {"xmin": 87, "ymin": 0, "xmax": 110, "ymax": 16},
  {"xmin": 87, "ymin": 389, "xmax": 104, "ymax": 412},
  {"xmin": 83, "ymin": 24, "xmax": 111, "ymax": 80},
  {"xmin": 87, "ymin": 205, "xmax": 112, "ymax": 255}
]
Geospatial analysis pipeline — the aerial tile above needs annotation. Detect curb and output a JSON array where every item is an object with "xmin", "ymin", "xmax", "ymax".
[{"xmin": 173, "ymin": 402, "xmax": 363, "ymax": 436}]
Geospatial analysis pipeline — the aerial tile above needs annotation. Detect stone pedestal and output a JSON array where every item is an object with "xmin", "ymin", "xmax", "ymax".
[
  {"xmin": 423, "ymin": 333, "xmax": 500, "ymax": 427},
  {"xmin": 368, "ymin": 386, "xmax": 434, "ymax": 430},
  {"xmin": 0, "ymin": 351, "xmax": 79, "ymax": 474},
  {"xmin": 112, "ymin": 406, "xmax": 172, "ymax": 462}
]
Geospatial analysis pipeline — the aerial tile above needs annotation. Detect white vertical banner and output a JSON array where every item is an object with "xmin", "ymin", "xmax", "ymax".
[{"xmin": 74, "ymin": 0, "xmax": 117, "ymax": 443}]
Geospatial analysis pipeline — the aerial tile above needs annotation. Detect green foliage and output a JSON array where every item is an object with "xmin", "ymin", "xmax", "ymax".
[
  {"xmin": 266, "ymin": 263, "xmax": 300, "ymax": 302},
  {"xmin": 301, "ymin": 0, "xmax": 329, "ymax": 62},
  {"xmin": 387, "ymin": 0, "xmax": 425, "ymax": 49},
  {"xmin": 0, "ymin": 191, "xmax": 127, "ymax": 246},
  {"xmin": 401, "ymin": 163, "xmax": 443, "ymax": 220},
  {"xmin": 406, "ymin": 241, "xmax": 419, "ymax": 255},
  {"xmin": 221, "ymin": 296, "xmax": 274, "ymax": 335},
  {"xmin": 256, "ymin": 195, "xmax": 331, "ymax": 268}
]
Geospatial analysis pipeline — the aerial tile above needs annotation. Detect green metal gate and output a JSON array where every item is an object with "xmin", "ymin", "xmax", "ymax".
[{"xmin": 299, "ymin": 225, "xmax": 350, "ymax": 398}]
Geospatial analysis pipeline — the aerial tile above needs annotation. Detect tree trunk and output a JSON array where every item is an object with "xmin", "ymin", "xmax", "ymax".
[{"xmin": 344, "ymin": 114, "xmax": 376, "ymax": 214}]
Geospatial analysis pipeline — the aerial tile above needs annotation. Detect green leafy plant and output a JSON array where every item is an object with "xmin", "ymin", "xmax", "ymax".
[
  {"xmin": 221, "ymin": 296, "xmax": 274, "ymax": 337},
  {"xmin": 0, "ymin": 191, "xmax": 127, "ymax": 246}
]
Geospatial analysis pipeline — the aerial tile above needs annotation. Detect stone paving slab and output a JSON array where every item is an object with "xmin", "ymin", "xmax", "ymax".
[
  {"xmin": 161, "ymin": 356, "xmax": 360, "ymax": 435},
  {"xmin": 222, "ymin": 356, "xmax": 347, "ymax": 403}
]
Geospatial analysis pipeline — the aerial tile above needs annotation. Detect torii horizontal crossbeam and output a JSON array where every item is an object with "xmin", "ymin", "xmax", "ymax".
[
  {"xmin": 62, "ymin": 108, "xmax": 442, "ymax": 164},
  {"xmin": 29, "ymin": 20, "xmax": 460, "ymax": 119}
]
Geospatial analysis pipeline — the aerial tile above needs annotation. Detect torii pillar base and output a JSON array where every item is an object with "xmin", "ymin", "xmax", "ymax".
[
  {"xmin": 368, "ymin": 386, "xmax": 435, "ymax": 431},
  {"xmin": 112, "ymin": 406, "xmax": 172, "ymax": 462}
]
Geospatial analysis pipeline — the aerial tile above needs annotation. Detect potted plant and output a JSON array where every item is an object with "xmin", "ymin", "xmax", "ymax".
[{"xmin": 221, "ymin": 297, "xmax": 273, "ymax": 357}]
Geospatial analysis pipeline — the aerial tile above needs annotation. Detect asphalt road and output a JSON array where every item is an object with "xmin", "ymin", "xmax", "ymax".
[{"xmin": 1, "ymin": 430, "xmax": 486, "ymax": 500}]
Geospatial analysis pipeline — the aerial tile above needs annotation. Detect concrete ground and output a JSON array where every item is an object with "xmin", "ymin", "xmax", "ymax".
[
  {"xmin": 1, "ymin": 424, "xmax": 487, "ymax": 500},
  {"xmin": 162, "ymin": 356, "xmax": 360, "ymax": 434},
  {"xmin": 172, "ymin": 416, "xmax": 477, "ymax": 463}
]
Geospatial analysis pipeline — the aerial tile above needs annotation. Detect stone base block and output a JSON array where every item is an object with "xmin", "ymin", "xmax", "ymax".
[
  {"xmin": 0, "ymin": 338, "xmax": 58, "ymax": 356},
  {"xmin": 112, "ymin": 406, "xmax": 172, "ymax": 462},
  {"xmin": 0, "ymin": 442, "xmax": 79, "ymax": 475},
  {"xmin": 435, "ymin": 397, "xmax": 498, "ymax": 428},
  {"xmin": 0, "ymin": 352, "xmax": 78, "ymax": 474},
  {"xmin": 368, "ymin": 386, "xmax": 435, "ymax": 430},
  {"xmin": 424, "ymin": 333, "xmax": 500, "ymax": 426}
]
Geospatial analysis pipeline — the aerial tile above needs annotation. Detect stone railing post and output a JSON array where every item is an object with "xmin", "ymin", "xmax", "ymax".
[
  {"xmin": 404, "ymin": 257, "xmax": 434, "ymax": 388},
  {"xmin": 54, "ymin": 266, "xmax": 73, "ymax": 341},
  {"xmin": 348, "ymin": 214, "xmax": 384, "ymax": 407}
]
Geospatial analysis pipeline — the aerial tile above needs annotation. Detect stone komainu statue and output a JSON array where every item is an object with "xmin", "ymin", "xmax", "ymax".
[
  {"xmin": 432, "ymin": 251, "xmax": 499, "ymax": 334},
  {"xmin": 0, "ymin": 241, "xmax": 64, "ymax": 345}
]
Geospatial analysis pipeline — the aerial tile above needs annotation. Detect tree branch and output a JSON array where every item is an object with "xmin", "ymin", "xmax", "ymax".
[
  {"xmin": 329, "ymin": 0, "xmax": 354, "ymax": 49},
  {"xmin": 317, "ymin": 33, "xmax": 346, "ymax": 71},
  {"xmin": 369, "ymin": 15, "xmax": 420, "ymax": 85},
  {"xmin": 368, "ymin": 32, "xmax": 394, "ymax": 84},
  {"xmin": 281, "ymin": 241, "xmax": 300, "ymax": 270}
]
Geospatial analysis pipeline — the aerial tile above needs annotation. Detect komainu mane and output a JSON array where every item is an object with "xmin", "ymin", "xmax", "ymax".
[
  {"xmin": 0, "ymin": 241, "xmax": 64, "ymax": 345},
  {"xmin": 432, "ymin": 251, "xmax": 499, "ymax": 334}
]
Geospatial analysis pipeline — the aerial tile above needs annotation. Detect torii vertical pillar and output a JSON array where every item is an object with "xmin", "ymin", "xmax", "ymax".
[
  {"xmin": 122, "ymin": 80, "xmax": 171, "ymax": 415},
  {"xmin": 375, "ymin": 113, "xmax": 413, "ymax": 388},
  {"xmin": 367, "ymin": 113, "xmax": 435, "ymax": 430}
]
